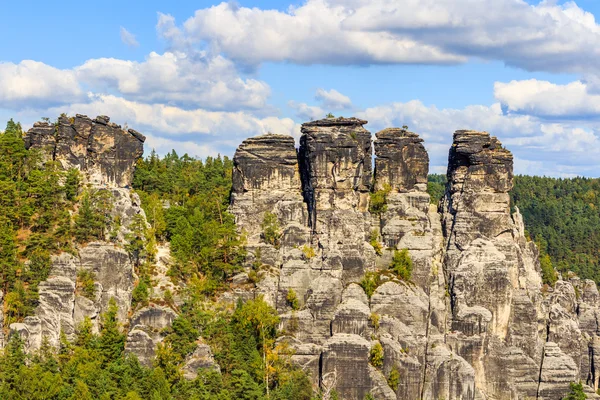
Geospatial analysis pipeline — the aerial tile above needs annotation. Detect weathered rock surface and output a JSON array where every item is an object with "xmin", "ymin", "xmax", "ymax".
[
  {"xmin": 229, "ymin": 121, "xmax": 600, "ymax": 399},
  {"xmin": 25, "ymin": 114, "xmax": 145, "ymax": 187}
]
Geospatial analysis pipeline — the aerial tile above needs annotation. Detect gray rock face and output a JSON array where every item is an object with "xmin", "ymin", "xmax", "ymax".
[
  {"xmin": 373, "ymin": 128, "xmax": 429, "ymax": 192},
  {"xmin": 10, "ymin": 243, "xmax": 136, "ymax": 350},
  {"xmin": 125, "ymin": 305, "xmax": 178, "ymax": 366},
  {"xmin": 8, "ymin": 115, "xmax": 150, "ymax": 358},
  {"xmin": 229, "ymin": 122, "xmax": 600, "ymax": 399},
  {"xmin": 25, "ymin": 114, "xmax": 145, "ymax": 187}
]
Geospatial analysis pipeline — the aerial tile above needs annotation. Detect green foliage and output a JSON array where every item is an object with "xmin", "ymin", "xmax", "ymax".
[
  {"xmin": 510, "ymin": 175, "xmax": 600, "ymax": 284},
  {"xmin": 427, "ymin": 174, "xmax": 447, "ymax": 205},
  {"xmin": 131, "ymin": 275, "xmax": 150, "ymax": 309},
  {"xmin": 562, "ymin": 381, "xmax": 586, "ymax": 400},
  {"xmin": 360, "ymin": 271, "xmax": 381, "ymax": 299},
  {"xmin": 390, "ymin": 249, "xmax": 412, "ymax": 281},
  {"xmin": 133, "ymin": 151, "xmax": 245, "ymax": 289},
  {"xmin": 74, "ymin": 189, "xmax": 114, "ymax": 244},
  {"xmin": 326, "ymin": 113, "xmax": 335, "ymax": 118},
  {"xmin": 0, "ymin": 119, "xmax": 85, "ymax": 325},
  {"xmin": 370, "ymin": 313, "xmax": 380, "ymax": 330},
  {"xmin": 76, "ymin": 269, "xmax": 96, "ymax": 299},
  {"xmin": 262, "ymin": 212, "xmax": 281, "ymax": 248},
  {"xmin": 369, "ymin": 184, "xmax": 391, "ymax": 216},
  {"xmin": 302, "ymin": 244, "xmax": 316, "ymax": 259},
  {"xmin": 125, "ymin": 213, "xmax": 155, "ymax": 266},
  {"xmin": 364, "ymin": 394, "xmax": 376, "ymax": 400},
  {"xmin": 369, "ymin": 229, "xmax": 383, "ymax": 256},
  {"xmin": 540, "ymin": 253, "xmax": 558, "ymax": 287},
  {"xmin": 387, "ymin": 365, "xmax": 400, "ymax": 392},
  {"xmin": 287, "ymin": 288, "xmax": 300, "ymax": 310},
  {"xmin": 369, "ymin": 342, "xmax": 384, "ymax": 368}
]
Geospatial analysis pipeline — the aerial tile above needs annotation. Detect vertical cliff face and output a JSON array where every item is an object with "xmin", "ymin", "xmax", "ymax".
[
  {"xmin": 230, "ymin": 120, "xmax": 600, "ymax": 399},
  {"xmin": 9, "ymin": 115, "xmax": 147, "ymax": 352}
]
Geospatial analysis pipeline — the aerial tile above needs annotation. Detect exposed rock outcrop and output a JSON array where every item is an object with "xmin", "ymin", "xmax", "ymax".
[
  {"xmin": 229, "ymin": 120, "xmax": 600, "ymax": 399},
  {"xmin": 8, "ymin": 116, "xmax": 147, "ymax": 355},
  {"xmin": 25, "ymin": 114, "xmax": 145, "ymax": 187}
]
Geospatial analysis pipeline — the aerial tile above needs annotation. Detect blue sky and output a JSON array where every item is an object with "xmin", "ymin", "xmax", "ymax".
[{"xmin": 2, "ymin": 0, "xmax": 600, "ymax": 176}]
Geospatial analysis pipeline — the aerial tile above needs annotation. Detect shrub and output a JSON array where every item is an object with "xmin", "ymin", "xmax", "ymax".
[
  {"xmin": 369, "ymin": 229, "xmax": 382, "ymax": 256},
  {"xmin": 540, "ymin": 254, "xmax": 558, "ymax": 287},
  {"xmin": 370, "ymin": 313, "xmax": 380, "ymax": 331},
  {"xmin": 360, "ymin": 271, "xmax": 381, "ymax": 299},
  {"xmin": 387, "ymin": 365, "xmax": 400, "ymax": 392},
  {"xmin": 76, "ymin": 269, "xmax": 96, "ymax": 299},
  {"xmin": 390, "ymin": 249, "xmax": 412, "ymax": 281},
  {"xmin": 131, "ymin": 275, "xmax": 150, "ymax": 308},
  {"xmin": 369, "ymin": 184, "xmax": 391, "ymax": 216},
  {"xmin": 262, "ymin": 212, "xmax": 281, "ymax": 248},
  {"xmin": 302, "ymin": 245, "xmax": 316, "ymax": 259},
  {"xmin": 369, "ymin": 342, "xmax": 384, "ymax": 368},
  {"xmin": 562, "ymin": 381, "xmax": 585, "ymax": 400},
  {"xmin": 286, "ymin": 289, "xmax": 299, "ymax": 310}
]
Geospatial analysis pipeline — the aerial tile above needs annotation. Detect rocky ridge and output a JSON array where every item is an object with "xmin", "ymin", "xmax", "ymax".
[
  {"xmin": 6, "ymin": 113, "xmax": 600, "ymax": 399},
  {"xmin": 230, "ymin": 118, "xmax": 600, "ymax": 399}
]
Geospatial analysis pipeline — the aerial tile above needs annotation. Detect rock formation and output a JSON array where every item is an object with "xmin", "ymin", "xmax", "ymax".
[
  {"xmin": 8, "ymin": 113, "xmax": 600, "ymax": 399},
  {"xmin": 25, "ymin": 114, "xmax": 145, "ymax": 187},
  {"xmin": 8, "ymin": 115, "xmax": 146, "ymax": 351},
  {"xmin": 230, "ymin": 118, "xmax": 600, "ymax": 399}
]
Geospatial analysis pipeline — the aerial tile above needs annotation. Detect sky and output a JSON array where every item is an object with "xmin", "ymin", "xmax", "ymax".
[{"xmin": 2, "ymin": 0, "xmax": 600, "ymax": 177}]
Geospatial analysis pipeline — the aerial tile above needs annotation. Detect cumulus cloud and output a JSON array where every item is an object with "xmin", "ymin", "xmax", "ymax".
[
  {"xmin": 315, "ymin": 88, "xmax": 352, "ymax": 109},
  {"xmin": 288, "ymin": 100, "xmax": 325, "ymax": 121},
  {"xmin": 175, "ymin": 2, "xmax": 464, "ymax": 66},
  {"xmin": 164, "ymin": 0, "xmax": 600, "ymax": 81},
  {"xmin": 75, "ymin": 51, "xmax": 270, "ymax": 110},
  {"xmin": 0, "ymin": 50, "xmax": 270, "ymax": 113},
  {"xmin": 356, "ymin": 100, "xmax": 600, "ymax": 176},
  {"xmin": 0, "ymin": 61, "xmax": 84, "ymax": 108},
  {"xmin": 120, "ymin": 27, "xmax": 139, "ymax": 47},
  {"xmin": 494, "ymin": 79, "xmax": 600, "ymax": 118}
]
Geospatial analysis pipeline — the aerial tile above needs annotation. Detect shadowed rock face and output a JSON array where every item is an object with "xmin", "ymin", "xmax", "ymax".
[
  {"xmin": 229, "ymin": 122, "xmax": 600, "ymax": 400},
  {"xmin": 24, "ymin": 114, "xmax": 145, "ymax": 187}
]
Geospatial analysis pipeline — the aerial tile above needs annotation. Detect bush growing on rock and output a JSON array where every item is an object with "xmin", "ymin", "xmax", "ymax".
[
  {"xmin": 369, "ymin": 184, "xmax": 391, "ymax": 216},
  {"xmin": 76, "ymin": 269, "xmax": 96, "ymax": 299},
  {"xmin": 286, "ymin": 289, "xmax": 300, "ymax": 310},
  {"xmin": 262, "ymin": 212, "xmax": 281, "ymax": 248},
  {"xmin": 360, "ymin": 271, "xmax": 381, "ymax": 299},
  {"xmin": 562, "ymin": 381, "xmax": 585, "ymax": 400},
  {"xmin": 369, "ymin": 342, "xmax": 384, "ymax": 368},
  {"xmin": 301, "ymin": 244, "xmax": 316, "ymax": 259},
  {"xmin": 388, "ymin": 365, "xmax": 400, "ymax": 392},
  {"xmin": 369, "ymin": 229, "xmax": 383, "ymax": 256},
  {"xmin": 390, "ymin": 249, "xmax": 412, "ymax": 281}
]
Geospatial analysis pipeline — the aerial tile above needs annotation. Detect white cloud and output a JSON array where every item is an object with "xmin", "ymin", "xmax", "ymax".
[
  {"xmin": 288, "ymin": 100, "xmax": 325, "ymax": 121},
  {"xmin": 165, "ymin": 0, "xmax": 600, "ymax": 81},
  {"xmin": 0, "ymin": 51, "xmax": 271, "ymax": 113},
  {"xmin": 175, "ymin": 2, "xmax": 464, "ymax": 66},
  {"xmin": 315, "ymin": 88, "xmax": 352, "ymax": 109},
  {"xmin": 0, "ymin": 61, "xmax": 83, "ymax": 108},
  {"xmin": 75, "ymin": 51, "xmax": 270, "ymax": 110},
  {"xmin": 120, "ymin": 27, "xmax": 139, "ymax": 47},
  {"xmin": 46, "ymin": 93, "xmax": 296, "ymax": 137},
  {"xmin": 494, "ymin": 79, "xmax": 600, "ymax": 118},
  {"xmin": 356, "ymin": 99, "xmax": 600, "ymax": 177}
]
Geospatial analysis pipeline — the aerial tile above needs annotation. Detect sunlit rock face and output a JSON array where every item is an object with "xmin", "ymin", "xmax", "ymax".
[
  {"xmin": 229, "ymin": 120, "xmax": 600, "ymax": 399},
  {"xmin": 8, "ymin": 115, "xmax": 148, "ymax": 361},
  {"xmin": 25, "ymin": 114, "xmax": 145, "ymax": 187}
]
